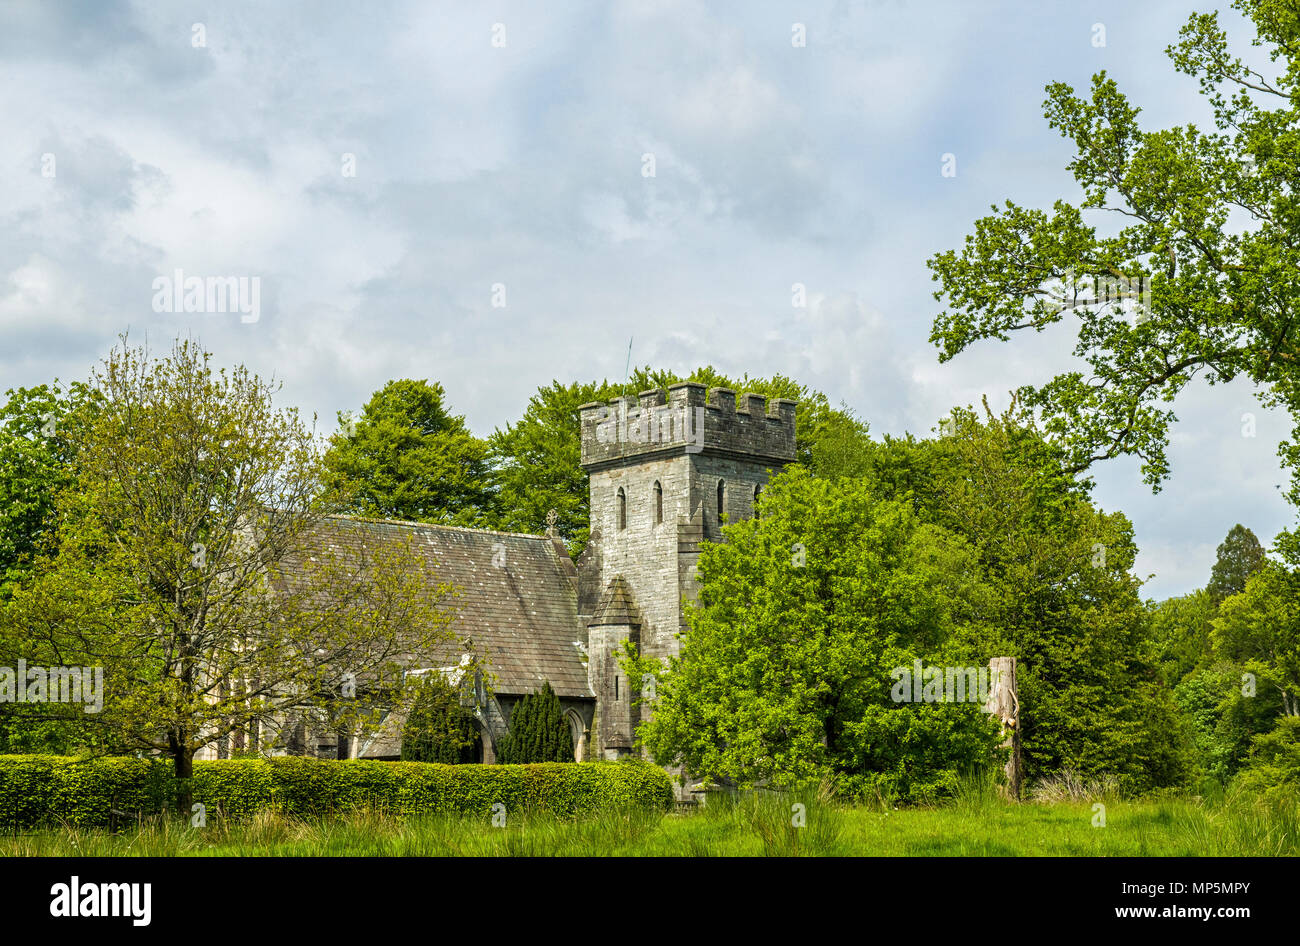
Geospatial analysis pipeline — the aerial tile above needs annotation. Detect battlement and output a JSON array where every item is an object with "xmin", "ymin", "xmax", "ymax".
[{"xmin": 579, "ymin": 383, "xmax": 796, "ymax": 470}]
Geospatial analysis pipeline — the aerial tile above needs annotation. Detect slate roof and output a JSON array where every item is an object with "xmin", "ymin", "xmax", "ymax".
[
  {"xmin": 280, "ymin": 514, "xmax": 593, "ymax": 700},
  {"xmin": 591, "ymin": 576, "xmax": 642, "ymax": 627}
]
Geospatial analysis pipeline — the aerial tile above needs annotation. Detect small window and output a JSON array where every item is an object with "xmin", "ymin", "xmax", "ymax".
[
  {"xmin": 653, "ymin": 481, "xmax": 663, "ymax": 524},
  {"xmin": 617, "ymin": 487, "xmax": 627, "ymax": 531},
  {"xmin": 717, "ymin": 479, "xmax": 726, "ymax": 530},
  {"xmin": 753, "ymin": 483, "xmax": 762, "ymax": 519},
  {"xmin": 614, "ymin": 676, "xmax": 620, "ymax": 700}
]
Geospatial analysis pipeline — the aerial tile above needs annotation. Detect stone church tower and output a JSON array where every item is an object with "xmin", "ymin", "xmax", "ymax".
[{"xmin": 578, "ymin": 382, "xmax": 797, "ymax": 765}]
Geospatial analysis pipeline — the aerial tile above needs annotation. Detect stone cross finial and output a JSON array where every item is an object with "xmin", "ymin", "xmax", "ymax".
[{"xmin": 545, "ymin": 509, "xmax": 559, "ymax": 535}]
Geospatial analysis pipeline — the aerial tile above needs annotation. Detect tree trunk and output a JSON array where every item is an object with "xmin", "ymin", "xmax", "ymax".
[
  {"xmin": 171, "ymin": 737, "xmax": 194, "ymax": 815},
  {"xmin": 985, "ymin": 657, "xmax": 1022, "ymax": 800}
]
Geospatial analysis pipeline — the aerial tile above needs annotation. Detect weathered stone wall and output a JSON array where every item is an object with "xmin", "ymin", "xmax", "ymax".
[
  {"xmin": 579, "ymin": 383, "xmax": 796, "ymax": 661},
  {"xmin": 588, "ymin": 452, "xmax": 692, "ymax": 661},
  {"xmin": 587, "ymin": 622, "xmax": 636, "ymax": 758}
]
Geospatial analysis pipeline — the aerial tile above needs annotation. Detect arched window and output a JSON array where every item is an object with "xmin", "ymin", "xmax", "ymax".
[
  {"xmin": 717, "ymin": 479, "xmax": 726, "ymax": 530},
  {"xmin": 617, "ymin": 487, "xmax": 627, "ymax": 531},
  {"xmin": 653, "ymin": 481, "xmax": 663, "ymax": 525},
  {"xmin": 753, "ymin": 483, "xmax": 762, "ymax": 519},
  {"xmin": 565, "ymin": 710, "xmax": 586, "ymax": 762}
]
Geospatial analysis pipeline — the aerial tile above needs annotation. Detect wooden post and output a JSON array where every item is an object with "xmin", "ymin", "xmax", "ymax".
[{"xmin": 985, "ymin": 657, "xmax": 1022, "ymax": 800}]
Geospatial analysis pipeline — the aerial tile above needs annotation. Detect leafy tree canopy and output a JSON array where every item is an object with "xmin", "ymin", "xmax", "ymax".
[
  {"xmin": 913, "ymin": 405, "xmax": 1190, "ymax": 791},
  {"xmin": 1212, "ymin": 561, "xmax": 1300, "ymax": 717},
  {"xmin": 647, "ymin": 400, "xmax": 1191, "ymax": 795},
  {"xmin": 631, "ymin": 466, "xmax": 1004, "ymax": 801},
  {"xmin": 0, "ymin": 340, "xmax": 457, "ymax": 807},
  {"xmin": 325, "ymin": 379, "xmax": 498, "ymax": 527},
  {"xmin": 1153, "ymin": 525, "xmax": 1284, "ymax": 786},
  {"xmin": 1150, "ymin": 588, "xmax": 1219, "ymax": 684},
  {"xmin": 400, "ymin": 671, "xmax": 480, "ymax": 764},
  {"xmin": 488, "ymin": 379, "xmax": 628, "ymax": 557},
  {"xmin": 0, "ymin": 381, "xmax": 102, "ymax": 599},
  {"xmin": 928, "ymin": 0, "xmax": 1300, "ymax": 501}
]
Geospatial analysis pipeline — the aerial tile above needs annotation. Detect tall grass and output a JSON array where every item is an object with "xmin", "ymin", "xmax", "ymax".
[
  {"xmin": 1, "ymin": 787, "xmax": 1294, "ymax": 856},
  {"xmin": 1163, "ymin": 787, "xmax": 1299, "ymax": 857},
  {"xmin": 691, "ymin": 789, "xmax": 847, "ymax": 856},
  {"xmin": 952, "ymin": 766, "xmax": 1004, "ymax": 814},
  {"xmin": 1027, "ymin": 770, "xmax": 1122, "ymax": 804}
]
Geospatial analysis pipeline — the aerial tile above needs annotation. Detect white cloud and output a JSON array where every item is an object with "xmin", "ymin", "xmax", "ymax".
[{"xmin": 0, "ymin": 0, "xmax": 1286, "ymax": 599}]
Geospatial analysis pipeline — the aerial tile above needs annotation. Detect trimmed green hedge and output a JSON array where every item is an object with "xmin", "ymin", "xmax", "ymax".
[{"xmin": 0, "ymin": 755, "xmax": 675, "ymax": 828}]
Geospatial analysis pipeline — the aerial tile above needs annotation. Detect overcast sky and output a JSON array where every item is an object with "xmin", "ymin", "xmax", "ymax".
[{"xmin": 1, "ymin": 0, "xmax": 1291, "ymax": 599}]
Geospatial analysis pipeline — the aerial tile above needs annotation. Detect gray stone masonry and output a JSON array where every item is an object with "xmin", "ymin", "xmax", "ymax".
[{"xmin": 578, "ymin": 384, "xmax": 797, "ymax": 764}]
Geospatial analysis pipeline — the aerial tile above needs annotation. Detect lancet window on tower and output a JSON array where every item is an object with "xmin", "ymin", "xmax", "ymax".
[
  {"xmin": 617, "ymin": 487, "xmax": 627, "ymax": 530},
  {"xmin": 653, "ymin": 481, "xmax": 663, "ymax": 524}
]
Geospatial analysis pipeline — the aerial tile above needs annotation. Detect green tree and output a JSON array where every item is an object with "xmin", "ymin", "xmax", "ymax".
[
  {"xmin": 488, "ymin": 379, "xmax": 626, "ymax": 557},
  {"xmin": 325, "ymin": 379, "xmax": 498, "ymax": 527},
  {"xmin": 1212, "ymin": 562, "xmax": 1300, "ymax": 717},
  {"xmin": 1236, "ymin": 716, "xmax": 1300, "ymax": 800},
  {"xmin": 1160, "ymin": 530, "xmax": 1294, "ymax": 786},
  {"xmin": 928, "ymin": 1, "xmax": 1300, "ymax": 501},
  {"xmin": 631, "ymin": 467, "xmax": 1004, "ymax": 802},
  {"xmin": 1149, "ymin": 589, "xmax": 1219, "ymax": 685},
  {"xmin": 0, "ymin": 381, "xmax": 101, "ymax": 599},
  {"xmin": 0, "ymin": 381, "xmax": 108, "ymax": 753},
  {"xmin": 497, "ymin": 681, "xmax": 573, "ymax": 763},
  {"xmin": 1207, "ymin": 524, "xmax": 1267, "ymax": 603},
  {"xmin": 809, "ymin": 400, "xmax": 1191, "ymax": 792},
  {"xmin": 1175, "ymin": 660, "xmax": 1282, "ymax": 785},
  {"xmin": 0, "ymin": 340, "xmax": 457, "ymax": 808},
  {"xmin": 400, "ymin": 672, "xmax": 480, "ymax": 764},
  {"xmin": 805, "ymin": 405, "xmax": 873, "ymax": 480}
]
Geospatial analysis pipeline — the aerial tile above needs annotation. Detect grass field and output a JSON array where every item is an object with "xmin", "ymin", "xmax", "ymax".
[{"xmin": 3, "ymin": 786, "xmax": 1296, "ymax": 856}]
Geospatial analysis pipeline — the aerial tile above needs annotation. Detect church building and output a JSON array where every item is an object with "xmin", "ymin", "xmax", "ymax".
[{"xmin": 198, "ymin": 382, "xmax": 797, "ymax": 787}]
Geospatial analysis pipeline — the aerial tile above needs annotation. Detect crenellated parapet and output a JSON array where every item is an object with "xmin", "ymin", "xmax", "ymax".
[{"xmin": 579, "ymin": 382, "xmax": 796, "ymax": 471}]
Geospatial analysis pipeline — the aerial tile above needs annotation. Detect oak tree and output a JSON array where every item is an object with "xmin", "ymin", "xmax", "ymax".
[{"xmin": 929, "ymin": 1, "xmax": 1300, "ymax": 500}]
